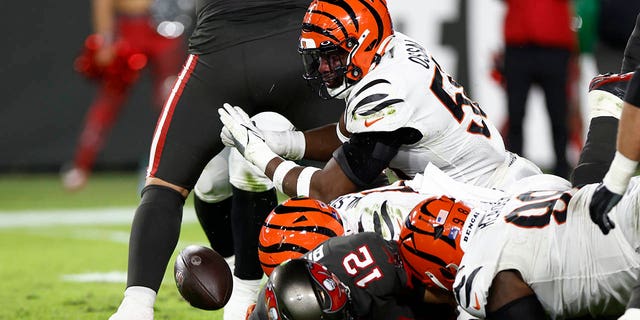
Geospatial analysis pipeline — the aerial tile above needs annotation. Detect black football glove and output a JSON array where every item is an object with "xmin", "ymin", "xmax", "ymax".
[{"xmin": 588, "ymin": 183, "xmax": 622, "ymax": 235}]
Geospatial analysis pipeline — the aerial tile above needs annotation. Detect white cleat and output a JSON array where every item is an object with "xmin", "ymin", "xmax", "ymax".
[{"xmin": 108, "ymin": 286, "xmax": 156, "ymax": 320}]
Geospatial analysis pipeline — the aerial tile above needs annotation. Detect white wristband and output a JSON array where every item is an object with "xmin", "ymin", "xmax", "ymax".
[
  {"xmin": 272, "ymin": 161, "xmax": 297, "ymax": 194},
  {"xmin": 603, "ymin": 151, "xmax": 638, "ymax": 194},
  {"xmin": 296, "ymin": 167, "xmax": 320, "ymax": 197}
]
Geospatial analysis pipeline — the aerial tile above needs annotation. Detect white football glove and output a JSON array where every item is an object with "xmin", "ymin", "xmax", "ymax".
[
  {"xmin": 218, "ymin": 103, "xmax": 278, "ymax": 172},
  {"xmin": 221, "ymin": 114, "xmax": 305, "ymax": 160}
]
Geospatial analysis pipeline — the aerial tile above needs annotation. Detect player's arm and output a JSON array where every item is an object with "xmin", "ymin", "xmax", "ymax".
[
  {"xmin": 219, "ymin": 104, "xmax": 407, "ymax": 202},
  {"xmin": 486, "ymin": 270, "xmax": 548, "ymax": 320},
  {"xmin": 301, "ymin": 122, "xmax": 343, "ymax": 161},
  {"xmin": 91, "ymin": 0, "xmax": 116, "ymax": 66},
  {"xmin": 590, "ymin": 67, "xmax": 640, "ymax": 234}
]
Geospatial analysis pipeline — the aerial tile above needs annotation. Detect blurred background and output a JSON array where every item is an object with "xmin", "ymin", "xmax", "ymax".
[{"xmin": 0, "ymin": 0, "xmax": 638, "ymax": 182}]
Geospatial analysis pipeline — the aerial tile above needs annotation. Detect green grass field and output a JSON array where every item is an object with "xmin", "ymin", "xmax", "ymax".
[{"xmin": 0, "ymin": 172, "xmax": 224, "ymax": 319}]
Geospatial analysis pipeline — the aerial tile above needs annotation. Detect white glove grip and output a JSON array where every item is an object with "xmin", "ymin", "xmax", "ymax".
[
  {"xmin": 603, "ymin": 151, "xmax": 638, "ymax": 194},
  {"xmin": 263, "ymin": 130, "xmax": 306, "ymax": 160}
]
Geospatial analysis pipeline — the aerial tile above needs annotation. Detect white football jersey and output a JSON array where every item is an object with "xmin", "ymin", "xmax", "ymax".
[
  {"xmin": 340, "ymin": 33, "xmax": 540, "ymax": 188},
  {"xmin": 329, "ymin": 166, "xmax": 640, "ymax": 319},
  {"xmin": 329, "ymin": 164, "xmax": 508, "ymax": 241},
  {"xmin": 454, "ymin": 175, "xmax": 640, "ymax": 319}
]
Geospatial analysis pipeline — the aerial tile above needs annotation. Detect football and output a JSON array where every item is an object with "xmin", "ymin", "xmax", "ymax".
[{"xmin": 174, "ymin": 245, "xmax": 233, "ymax": 310}]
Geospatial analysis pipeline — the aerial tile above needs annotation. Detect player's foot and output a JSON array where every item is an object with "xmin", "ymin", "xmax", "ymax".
[
  {"xmin": 60, "ymin": 166, "xmax": 88, "ymax": 192},
  {"xmin": 109, "ymin": 287, "xmax": 156, "ymax": 320},
  {"xmin": 108, "ymin": 303, "xmax": 153, "ymax": 320},
  {"xmin": 589, "ymin": 72, "xmax": 633, "ymax": 98},
  {"xmin": 587, "ymin": 72, "xmax": 633, "ymax": 119},
  {"xmin": 223, "ymin": 276, "xmax": 263, "ymax": 320}
]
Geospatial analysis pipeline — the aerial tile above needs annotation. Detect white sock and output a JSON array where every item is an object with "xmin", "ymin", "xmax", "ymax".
[
  {"xmin": 121, "ymin": 286, "xmax": 156, "ymax": 309},
  {"xmin": 225, "ymin": 255, "xmax": 236, "ymax": 274},
  {"xmin": 223, "ymin": 276, "xmax": 263, "ymax": 320}
]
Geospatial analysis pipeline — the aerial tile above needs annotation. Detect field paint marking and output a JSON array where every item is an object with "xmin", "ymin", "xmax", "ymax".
[
  {"xmin": 62, "ymin": 271, "xmax": 127, "ymax": 283},
  {"xmin": 0, "ymin": 207, "xmax": 198, "ymax": 228}
]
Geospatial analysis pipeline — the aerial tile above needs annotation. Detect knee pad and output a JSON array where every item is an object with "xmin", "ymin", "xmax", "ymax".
[
  {"xmin": 194, "ymin": 147, "xmax": 232, "ymax": 202},
  {"xmin": 228, "ymin": 111, "xmax": 295, "ymax": 192}
]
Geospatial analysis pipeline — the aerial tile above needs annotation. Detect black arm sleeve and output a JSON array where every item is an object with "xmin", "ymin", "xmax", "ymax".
[
  {"xmin": 624, "ymin": 67, "xmax": 640, "ymax": 107},
  {"xmin": 486, "ymin": 294, "xmax": 548, "ymax": 320},
  {"xmin": 332, "ymin": 127, "xmax": 422, "ymax": 188}
]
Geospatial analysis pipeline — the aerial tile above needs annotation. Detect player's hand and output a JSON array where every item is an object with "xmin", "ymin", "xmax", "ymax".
[
  {"xmin": 588, "ymin": 183, "xmax": 621, "ymax": 235},
  {"xmin": 218, "ymin": 103, "xmax": 278, "ymax": 171},
  {"xmin": 220, "ymin": 111, "xmax": 305, "ymax": 160}
]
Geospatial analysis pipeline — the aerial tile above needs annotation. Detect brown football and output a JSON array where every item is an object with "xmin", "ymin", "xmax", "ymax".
[{"xmin": 174, "ymin": 245, "xmax": 233, "ymax": 310}]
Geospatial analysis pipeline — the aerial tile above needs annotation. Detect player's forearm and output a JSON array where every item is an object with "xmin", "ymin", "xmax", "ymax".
[
  {"xmin": 92, "ymin": 0, "xmax": 115, "ymax": 42},
  {"xmin": 303, "ymin": 123, "xmax": 342, "ymax": 161}
]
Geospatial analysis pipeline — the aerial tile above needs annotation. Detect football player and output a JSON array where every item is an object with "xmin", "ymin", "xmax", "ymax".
[
  {"xmin": 399, "ymin": 173, "xmax": 640, "ymax": 319},
  {"xmin": 570, "ymin": 14, "xmax": 640, "ymax": 319},
  {"xmin": 107, "ymin": 0, "xmax": 345, "ymax": 319},
  {"xmin": 219, "ymin": 0, "xmax": 542, "ymax": 205},
  {"xmin": 62, "ymin": 0, "xmax": 185, "ymax": 191},
  {"xmin": 258, "ymin": 168, "xmax": 640, "ymax": 319},
  {"xmin": 248, "ymin": 232, "xmax": 456, "ymax": 320}
]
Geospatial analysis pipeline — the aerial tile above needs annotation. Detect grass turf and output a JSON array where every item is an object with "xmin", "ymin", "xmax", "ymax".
[{"xmin": 0, "ymin": 172, "xmax": 223, "ymax": 319}]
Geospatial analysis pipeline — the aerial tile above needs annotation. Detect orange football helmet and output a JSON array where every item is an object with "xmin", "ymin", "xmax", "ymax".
[
  {"xmin": 258, "ymin": 197, "xmax": 345, "ymax": 275},
  {"xmin": 299, "ymin": 0, "xmax": 394, "ymax": 97},
  {"xmin": 398, "ymin": 196, "xmax": 470, "ymax": 291}
]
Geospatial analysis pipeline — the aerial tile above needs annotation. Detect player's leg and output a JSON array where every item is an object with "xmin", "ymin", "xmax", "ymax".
[
  {"xmin": 193, "ymin": 148, "xmax": 235, "ymax": 260},
  {"xmin": 222, "ymin": 112, "xmax": 299, "ymax": 320},
  {"xmin": 570, "ymin": 73, "xmax": 631, "ymax": 186},
  {"xmin": 622, "ymin": 13, "xmax": 640, "ymax": 74},
  {"xmin": 538, "ymin": 48, "xmax": 571, "ymax": 178},
  {"xmin": 109, "ymin": 53, "xmax": 229, "ymax": 320},
  {"xmin": 62, "ymin": 75, "xmax": 131, "ymax": 191},
  {"xmin": 503, "ymin": 46, "xmax": 534, "ymax": 157}
]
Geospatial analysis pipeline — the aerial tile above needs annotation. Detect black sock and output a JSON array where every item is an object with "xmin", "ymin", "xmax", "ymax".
[
  {"xmin": 127, "ymin": 185, "xmax": 185, "ymax": 292},
  {"xmin": 194, "ymin": 195, "xmax": 234, "ymax": 258},
  {"xmin": 571, "ymin": 116, "xmax": 619, "ymax": 187},
  {"xmin": 231, "ymin": 187, "xmax": 277, "ymax": 280}
]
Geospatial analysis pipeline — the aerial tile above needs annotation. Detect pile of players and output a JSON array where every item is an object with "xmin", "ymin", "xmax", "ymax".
[{"xmin": 108, "ymin": 0, "xmax": 640, "ymax": 319}]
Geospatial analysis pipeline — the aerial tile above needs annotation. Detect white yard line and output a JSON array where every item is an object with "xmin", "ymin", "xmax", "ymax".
[{"xmin": 0, "ymin": 207, "xmax": 198, "ymax": 228}]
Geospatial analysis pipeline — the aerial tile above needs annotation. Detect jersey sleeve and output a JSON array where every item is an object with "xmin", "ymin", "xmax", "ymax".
[
  {"xmin": 344, "ymin": 74, "xmax": 413, "ymax": 134},
  {"xmin": 452, "ymin": 263, "xmax": 496, "ymax": 319}
]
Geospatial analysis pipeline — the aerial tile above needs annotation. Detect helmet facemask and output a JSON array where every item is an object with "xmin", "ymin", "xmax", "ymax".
[{"xmin": 300, "ymin": 39, "xmax": 357, "ymax": 99}]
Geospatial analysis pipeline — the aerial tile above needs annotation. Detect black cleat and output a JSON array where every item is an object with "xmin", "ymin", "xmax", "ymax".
[{"xmin": 588, "ymin": 72, "xmax": 633, "ymax": 100}]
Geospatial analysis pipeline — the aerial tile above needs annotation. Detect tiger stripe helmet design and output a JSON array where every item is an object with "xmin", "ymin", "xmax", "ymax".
[
  {"xmin": 299, "ymin": 0, "xmax": 394, "ymax": 97},
  {"xmin": 258, "ymin": 197, "xmax": 345, "ymax": 275},
  {"xmin": 398, "ymin": 196, "xmax": 470, "ymax": 291}
]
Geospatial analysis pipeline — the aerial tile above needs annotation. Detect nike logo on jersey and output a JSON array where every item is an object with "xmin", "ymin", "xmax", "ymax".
[
  {"xmin": 364, "ymin": 117, "xmax": 384, "ymax": 127},
  {"xmin": 473, "ymin": 293, "xmax": 481, "ymax": 310}
]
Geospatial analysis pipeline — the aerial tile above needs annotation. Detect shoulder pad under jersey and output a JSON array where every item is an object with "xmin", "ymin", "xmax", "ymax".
[{"xmin": 344, "ymin": 73, "xmax": 410, "ymax": 133}]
